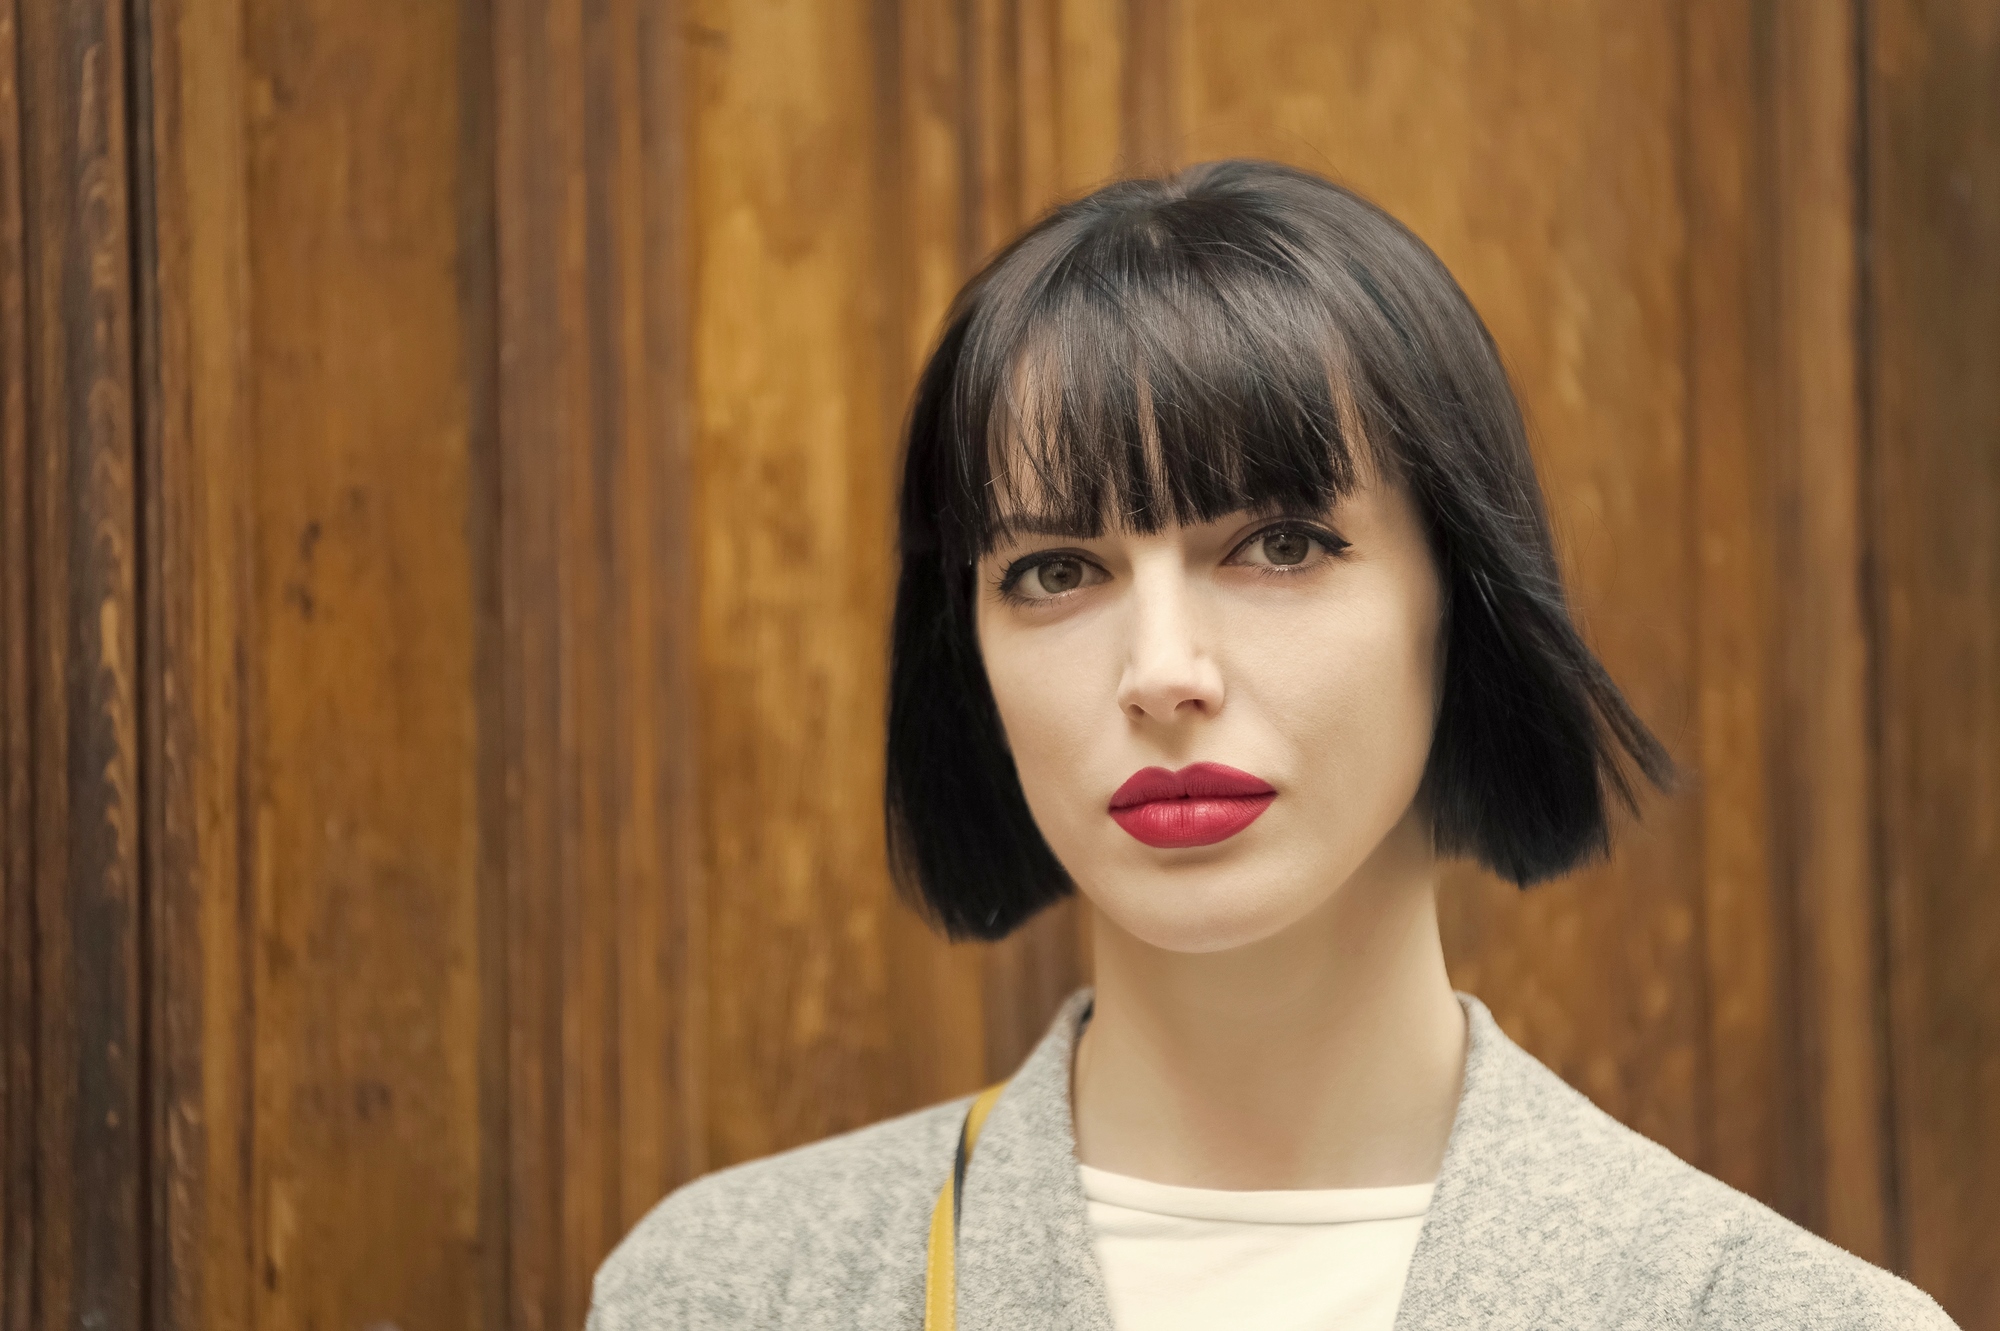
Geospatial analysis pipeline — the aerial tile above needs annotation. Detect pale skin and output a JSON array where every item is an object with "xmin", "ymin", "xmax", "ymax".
[{"xmin": 974, "ymin": 457, "xmax": 1467, "ymax": 1192}]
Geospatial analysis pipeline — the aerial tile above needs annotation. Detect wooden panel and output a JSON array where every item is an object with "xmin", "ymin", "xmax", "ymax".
[
  {"xmin": 1871, "ymin": 0, "xmax": 2000, "ymax": 1322},
  {"xmin": 1683, "ymin": 0, "xmax": 1791, "ymax": 1221},
  {"xmin": 690, "ymin": 0, "xmax": 939, "ymax": 1164},
  {"xmin": 236, "ymin": 1, "xmax": 490, "ymax": 1326},
  {"xmin": 1758, "ymin": 0, "xmax": 1891, "ymax": 1262},
  {"xmin": 8, "ymin": 3, "xmax": 148, "ymax": 1329},
  {"xmin": 491, "ymin": 0, "xmax": 706, "ymax": 1324},
  {"xmin": 1682, "ymin": 0, "xmax": 1896, "ymax": 1259},
  {"xmin": 136, "ymin": 0, "xmax": 260, "ymax": 1324},
  {"xmin": 0, "ymin": 0, "xmax": 30, "ymax": 1320}
]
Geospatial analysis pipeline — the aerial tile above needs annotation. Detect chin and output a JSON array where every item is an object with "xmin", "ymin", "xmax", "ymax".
[{"xmin": 1087, "ymin": 862, "xmax": 1327, "ymax": 955}]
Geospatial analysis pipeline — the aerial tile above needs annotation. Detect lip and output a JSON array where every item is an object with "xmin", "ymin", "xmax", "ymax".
[{"xmin": 1108, "ymin": 762, "xmax": 1277, "ymax": 849}]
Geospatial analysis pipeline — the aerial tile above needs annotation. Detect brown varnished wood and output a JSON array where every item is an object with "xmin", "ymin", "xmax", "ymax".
[
  {"xmin": 491, "ymin": 0, "xmax": 706, "ymax": 1323},
  {"xmin": 14, "ymin": 1, "xmax": 148, "ymax": 1329},
  {"xmin": 1870, "ymin": 0, "xmax": 2000, "ymax": 1321},
  {"xmin": 236, "ymin": 0, "xmax": 490, "ymax": 1325},
  {"xmin": 1122, "ymin": 0, "xmax": 1184, "ymax": 173},
  {"xmin": 0, "ymin": 0, "xmax": 30, "ymax": 1323},
  {"xmin": 1683, "ymin": 0, "xmax": 1792, "ymax": 1221},
  {"xmin": 608, "ymin": 0, "xmax": 709, "ymax": 1253},
  {"xmin": 137, "ymin": 0, "xmax": 260, "ymax": 1327},
  {"xmin": 1761, "ymin": 0, "xmax": 1892, "ymax": 1264},
  {"xmin": 689, "ymin": 0, "xmax": 951, "ymax": 1167}
]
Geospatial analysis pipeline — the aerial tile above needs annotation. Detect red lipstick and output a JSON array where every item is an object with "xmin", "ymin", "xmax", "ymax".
[{"xmin": 1108, "ymin": 762, "xmax": 1277, "ymax": 849}]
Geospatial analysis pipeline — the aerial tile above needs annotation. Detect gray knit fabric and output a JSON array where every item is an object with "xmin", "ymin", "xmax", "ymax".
[{"xmin": 588, "ymin": 989, "xmax": 1958, "ymax": 1330}]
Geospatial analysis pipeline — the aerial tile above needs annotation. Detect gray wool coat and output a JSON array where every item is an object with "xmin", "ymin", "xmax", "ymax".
[{"xmin": 587, "ymin": 988, "xmax": 1958, "ymax": 1330}]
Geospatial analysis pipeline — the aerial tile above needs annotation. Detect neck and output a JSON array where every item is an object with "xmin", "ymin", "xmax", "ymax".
[{"xmin": 1069, "ymin": 813, "xmax": 1467, "ymax": 1190}]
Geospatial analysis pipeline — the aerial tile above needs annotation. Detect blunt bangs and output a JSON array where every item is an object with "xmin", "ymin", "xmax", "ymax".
[
  {"xmin": 950, "ymin": 203, "xmax": 1366, "ymax": 558},
  {"xmin": 889, "ymin": 159, "xmax": 1674, "ymax": 941}
]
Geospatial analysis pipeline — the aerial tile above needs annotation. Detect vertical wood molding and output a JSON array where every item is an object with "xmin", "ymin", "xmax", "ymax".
[
  {"xmin": 1766, "ymin": 0, "xmax": 1891, "ymax": 1266},
  {"xmin": 492, "ymin": 0, "xmax": 705, "ymax": 1323},
  {"xmin": 0, "ymin": 0, "xmax": 31, "ymax": 1321},
  {"xmin": 134, "ymin": 0, "xmax": 259, "ymax": 1326},
  {"xmin": 1685, "ymin": 0, "xmax": 1891, "ymax": 1261},
  {"xmin": 9, "ymin": 3, "xmax": 148, "ymax": 1329},
  {"xmin": 1685, "ymin": 0, "xmax": 1790, "ymax": 1217},
  {"xmin": 1869, "ymin": 0, "xmax": 2000, "ymax": 1320}
]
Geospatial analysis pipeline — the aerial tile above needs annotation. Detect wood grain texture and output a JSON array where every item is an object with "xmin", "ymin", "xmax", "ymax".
[
  {"xmin": 491, "ymin": 0, "xmax": 705, "ymax": 1323},
  {"xmin": 1870, "ymin": 0, "xmax": 2000, "ymax": 1321},
  {"xmin": 136, "ymin": 0, "xmax": 260, "ymax": 1327},
  {"xmin": 1683, "ymin": 0, "xmax": 1791, "ymax": 1221},
  {"xmin": 1760, "ymin": 0, "xmax": 1891, "ymax": 1264},
  {"xmin": 689, "ymin": 0, "xmax": 927, "ymax": 1164},
  {"xmin": 237, "ymin": 1, "xmax": 489, "ymax": 1325},
  {"xmin": 12, "ymin": 2, "xmax": 148, "ymax": 1328},
  {"xmin": 0, "ymin": 0, "xmax": 30, "ymax": 1321},
  {"xmin": 1685, "ymin": 0, "xmax": 1893, "ymax": 1260}
]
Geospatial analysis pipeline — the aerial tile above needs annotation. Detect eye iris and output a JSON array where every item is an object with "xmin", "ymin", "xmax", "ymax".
[
  {"xmin": 1036, "ymin": 558, "xmax": 1083, "ymax": 593},
  {"xmin": 1263, "ymin": 531, "xmax": 1310, "ymax": 565}
]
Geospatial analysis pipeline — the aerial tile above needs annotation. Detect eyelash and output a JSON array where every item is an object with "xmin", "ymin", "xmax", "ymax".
[
  {"xmin": 1231, "ymin": 521, "xmax": 1350, "ymax": 570},
  {"xmin": 993, "ymin": 551, "xmax": 1091, "ymax": 603},
  {"xmin": 993, "ymin": 521, "xmax": 1349, "ymax": 605}
]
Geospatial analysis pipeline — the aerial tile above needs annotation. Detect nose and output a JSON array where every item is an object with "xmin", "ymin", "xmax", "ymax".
[{"xmin": 1114, "ymin": 562, "xmax": 1225, "ymax": 724}]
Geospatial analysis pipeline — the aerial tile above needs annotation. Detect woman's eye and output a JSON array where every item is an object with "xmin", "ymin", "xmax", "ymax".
[
  {"xmin": 1231, "ymin": 525, "xmax": 1338, "ymax": 568},
  {"xmin": 1001, "ymin": 553, "xmax": 1104, "ymax": 601}
]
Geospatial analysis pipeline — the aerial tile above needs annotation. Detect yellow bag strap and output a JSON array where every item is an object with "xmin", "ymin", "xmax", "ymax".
[{"xmin": 923, "ymin": 1082, "xmax": 1008, "ymax": 1331}]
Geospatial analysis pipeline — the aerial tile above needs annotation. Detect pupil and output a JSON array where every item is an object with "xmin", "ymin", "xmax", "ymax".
[
  {"xmin": 1039, "ymin": 559, "xmax": 1082, "ymax": 592},
  {"xmin": 1264, "ymin": 531, "xmax": 1309, "ymax": 565}
]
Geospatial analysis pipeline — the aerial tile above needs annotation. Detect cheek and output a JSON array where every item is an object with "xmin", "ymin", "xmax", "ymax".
[
  {"xmin": 1227, "ymin": 583, "xmax": 1439, "ymax": 797},
  {"xmin": 976, "ymin": 613, "xmax": 1111, "ymax": 806}
]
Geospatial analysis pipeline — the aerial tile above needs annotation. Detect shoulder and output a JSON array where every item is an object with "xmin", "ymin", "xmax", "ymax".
[
  {"xmin": 587, "ymin": 1094, "xmax": 972, "ymax": 1331},
  {"xmin": 1474, "ymin": 1026, "xmax": 1956, "ymax": 1330}
]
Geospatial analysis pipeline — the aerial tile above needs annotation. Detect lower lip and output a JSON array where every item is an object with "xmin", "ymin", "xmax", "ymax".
[{"xmin": 1110, "ymin": 794, "xmax": 1277, "ymax": 849}]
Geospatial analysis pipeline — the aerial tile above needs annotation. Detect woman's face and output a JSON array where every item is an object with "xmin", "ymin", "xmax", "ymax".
[{"xmin": 974, "ymin": 463, "xmax": 1446, "ymax": 954}]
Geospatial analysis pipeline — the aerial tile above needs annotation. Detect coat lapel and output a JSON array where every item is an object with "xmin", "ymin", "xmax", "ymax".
[
  {"xmin": 952, "ymin": 986, "xmax": 1586, "ymax": 1331},
  {"xmin": 955, "ymin": 988, "xmax": 1116, "ymax": 1331},
  {"xmin": 1390, "ymin": 991, "xmax": 1602, "ymax": 1331}
]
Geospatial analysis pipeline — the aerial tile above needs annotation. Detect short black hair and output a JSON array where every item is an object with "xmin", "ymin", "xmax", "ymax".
[{"xmin": 886, "ymin": 158, "xmax": 1674, "ymax": 941}]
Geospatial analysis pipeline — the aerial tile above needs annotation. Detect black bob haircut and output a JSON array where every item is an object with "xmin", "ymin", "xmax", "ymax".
[{"xmin": 886, "ymin": 158, "xmax": 1674, "ymax": 941}]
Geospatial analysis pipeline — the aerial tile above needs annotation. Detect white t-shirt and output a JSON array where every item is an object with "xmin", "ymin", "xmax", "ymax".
[{"xmin": 1078, "ymin": 1163, "xmax": 1434, "ymax": 1331}]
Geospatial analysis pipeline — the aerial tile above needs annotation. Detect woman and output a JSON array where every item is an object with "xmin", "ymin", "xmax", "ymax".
[{"xmin": 589, "ymin": 160, "xmax": 1954, "ymax": 1330}]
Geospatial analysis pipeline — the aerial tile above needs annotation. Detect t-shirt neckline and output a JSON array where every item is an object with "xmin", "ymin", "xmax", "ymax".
[{"xmin": 1076, "ymin": 1162, "xmax": 1436, "ymax": 1225}]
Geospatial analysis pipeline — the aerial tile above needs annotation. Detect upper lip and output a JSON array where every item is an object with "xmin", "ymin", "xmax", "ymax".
[{"xmin": 1108, "ymin": 762, "xmax": 1277, "ymax": 809}]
